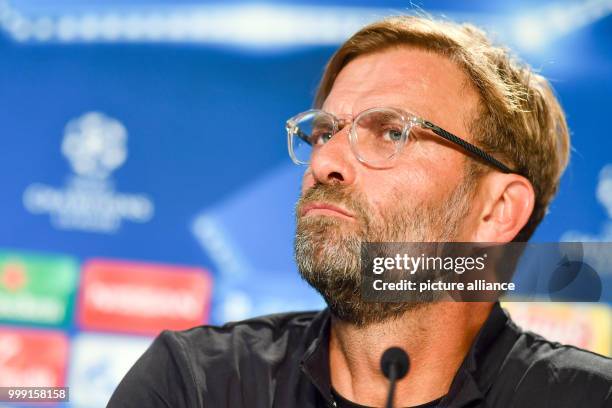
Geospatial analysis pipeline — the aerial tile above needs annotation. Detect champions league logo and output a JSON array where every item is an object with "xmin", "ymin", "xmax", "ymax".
[
  {"xmin": 61, "ymin": 112, "xmax": 128, "ymax": 180},
  {"xmin": 22, "ymin": 112, "xmax": 154, "ymax": 233}
]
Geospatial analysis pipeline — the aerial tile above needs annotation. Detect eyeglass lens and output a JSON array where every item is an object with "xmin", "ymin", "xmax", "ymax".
[{"xmin": 289, "ymin": 108, "xmax": 407, "ymax": 166}]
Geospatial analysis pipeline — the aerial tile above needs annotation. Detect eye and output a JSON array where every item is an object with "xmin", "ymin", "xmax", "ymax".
[
  {"xmin": 382, "ymin": 128, "xmax": 403, "ymax": 142},
  {"xmin": 312, "ymin": 130, "xmax": 333, "ymax": 146}
]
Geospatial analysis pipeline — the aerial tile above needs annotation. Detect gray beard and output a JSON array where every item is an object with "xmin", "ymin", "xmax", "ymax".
[{"xmin": 294, "ymin": 181, "xmax": 472, "ymax": 327}]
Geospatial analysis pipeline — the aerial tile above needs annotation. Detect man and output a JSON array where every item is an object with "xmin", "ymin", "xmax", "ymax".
[{"xmin": 108, "ymin": 15, "xmax": 611, "ymax": 407}]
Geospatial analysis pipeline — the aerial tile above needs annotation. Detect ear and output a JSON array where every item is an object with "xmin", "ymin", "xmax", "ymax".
[{"xmin": 470, "ymin": 172, "xmax": 535, "ymax": 242}]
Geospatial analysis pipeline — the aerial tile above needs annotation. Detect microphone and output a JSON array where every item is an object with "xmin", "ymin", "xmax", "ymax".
[{"xmin": 380, "ymin": 347, "xmax": 410, "ymax": 408}]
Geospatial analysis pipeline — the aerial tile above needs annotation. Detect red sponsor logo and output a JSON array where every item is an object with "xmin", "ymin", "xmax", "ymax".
[
  {"xmin": 78, "ymin": 259, "xmax": 212, "ymax": 335},
  {"xmin": 0, "ymin": 328, "xmax": 68, "ymax": 386},
  {"xmin": 1, "ymin": 261, "xmax": 28, "ymax": 292}
]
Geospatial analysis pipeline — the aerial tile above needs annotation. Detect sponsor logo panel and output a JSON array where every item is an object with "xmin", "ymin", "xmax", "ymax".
[
  {"xmin": 0, "ymin": 251, "xmax": 78, "ymax": 327},
  {"xmin": 78, "ymin": 259, "xmax": 212, "ymax": 335},
  {"xmin": 0, "ymin": 327, "xmax": 68, "ymax": 387},
  {"xmin": 68, "ymin": 333, "xmax": 152, "ymax": 407},
  {"xmin": 504, "ymin": 302, "xmax": 611, "ymax": 356}
]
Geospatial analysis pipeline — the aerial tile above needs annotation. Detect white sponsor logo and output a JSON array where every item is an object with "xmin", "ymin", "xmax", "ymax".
[
  {"xmin": 22, "ymin": 112, "xmax": 154, "ymax": 233},
  {"xmin": 0, "ymin": 293, "xmax": 64, "ymax": 323},
  {"xmin": 86, "ymin": 282, "xmax": 201, "ymax": 319}
]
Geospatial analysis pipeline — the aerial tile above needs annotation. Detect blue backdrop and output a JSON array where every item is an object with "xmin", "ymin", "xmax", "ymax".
[{"xmin": 0, "ymin": 1, "xmax": 611, "ymax": 405}]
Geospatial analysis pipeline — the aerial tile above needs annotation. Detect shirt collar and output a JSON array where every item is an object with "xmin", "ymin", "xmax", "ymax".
[
  {"xmin": 299, "ymin": 302, "xmax": 512, "ymax": 407},
  {"xmin": 300, "ymin": 308, "xmax": 333, "ymax": 403},
  {"xmin": 438, "ymin": 302, "xmax": 510, "ymax": 407}
]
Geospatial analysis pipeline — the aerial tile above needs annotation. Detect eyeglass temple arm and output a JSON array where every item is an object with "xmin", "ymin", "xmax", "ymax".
[
  {"xmin": 294, "ymin": 127, "xmax": 312, "ymax": 145},
  {"xmin": 420, "ymin": 120, "xmax": 515, "ymax": 174}
]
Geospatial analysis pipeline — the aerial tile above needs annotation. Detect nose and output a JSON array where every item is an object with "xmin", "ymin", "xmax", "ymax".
[{"xmin": 308, "ymin": 126, "xmax": 357, "ymax": 187}]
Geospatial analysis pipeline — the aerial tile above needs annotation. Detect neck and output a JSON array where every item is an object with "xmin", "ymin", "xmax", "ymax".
[{"xmin": 329, "ymin": 302, "xmax": 494, "ymax": 407}]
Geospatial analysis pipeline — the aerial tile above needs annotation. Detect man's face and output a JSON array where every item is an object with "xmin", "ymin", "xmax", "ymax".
[{"xmin": 294, "ymin": 47, "xmax": 482, "ymax": 325}]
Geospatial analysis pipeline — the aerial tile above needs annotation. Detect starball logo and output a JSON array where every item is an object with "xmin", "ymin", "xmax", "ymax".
[
  {"xmin": 61, "ymin": 112, "xmax": 128, "ymax": 180},
  {"xmin": 22, "ymin": 112, "xmax": 154, "ymax": 233}
]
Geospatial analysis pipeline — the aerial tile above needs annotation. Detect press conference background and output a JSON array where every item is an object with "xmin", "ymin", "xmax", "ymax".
[{"xmin": 0, "ymin": 0, "xmax": 611, "ymax": 406}]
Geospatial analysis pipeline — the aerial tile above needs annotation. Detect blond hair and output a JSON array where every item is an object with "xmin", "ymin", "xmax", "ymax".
[{"xmin": 315, "ymin": 15, "xmax": 570, "ymax": 241}]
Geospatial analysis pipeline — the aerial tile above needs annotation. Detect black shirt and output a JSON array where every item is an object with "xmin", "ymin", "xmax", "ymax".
[
  {"xmin": 107, "ymin": 303, "xmax": 612, "ymax": 407},
  {"xmin": 331, "ymin": 387, "xmax": 442, "ymax": 408}
]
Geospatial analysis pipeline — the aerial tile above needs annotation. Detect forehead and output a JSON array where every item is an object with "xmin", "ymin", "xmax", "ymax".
[{"xmin": 322, "ymin": 47, "xmax": 480, "ymax": 131}]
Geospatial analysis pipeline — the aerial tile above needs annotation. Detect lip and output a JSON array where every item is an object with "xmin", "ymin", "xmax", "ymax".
[{"xmin": 301, "ymin": 202, "xmax": 354, "ymax": 219}]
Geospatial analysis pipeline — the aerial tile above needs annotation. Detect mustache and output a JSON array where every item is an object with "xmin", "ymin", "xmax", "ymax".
[{"xmin": 296, "ymin": 183, "xmax": 370, "ymax": 224}]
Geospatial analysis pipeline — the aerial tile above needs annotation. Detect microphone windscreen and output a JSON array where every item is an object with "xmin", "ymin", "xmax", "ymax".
[{"xmin": 381, "ymin": 347, "xmax": 410, "ymax": 380}]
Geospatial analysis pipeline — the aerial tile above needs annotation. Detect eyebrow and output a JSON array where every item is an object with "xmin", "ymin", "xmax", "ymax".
[{"xmin": 349, "ymin": 103, "xmax": 430, "ymax": 121}]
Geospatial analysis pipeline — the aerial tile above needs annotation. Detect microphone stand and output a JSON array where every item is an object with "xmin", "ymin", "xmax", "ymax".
[{"xmin": 380, "ymin": 347, "xmax": 410, "ymax": 408}]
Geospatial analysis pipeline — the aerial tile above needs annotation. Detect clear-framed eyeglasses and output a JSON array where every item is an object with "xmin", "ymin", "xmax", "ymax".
[{"xmin": 285, "ymin": 107, "xmax": 514, "ymax": 173}]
